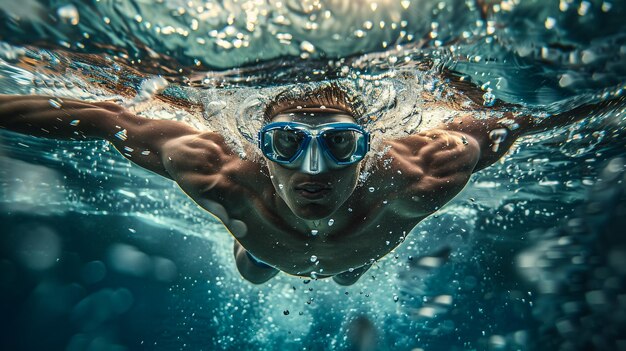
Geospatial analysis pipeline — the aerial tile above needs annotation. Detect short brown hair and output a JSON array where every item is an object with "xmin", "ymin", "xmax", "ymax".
[{"xmin": 264, "ymin": 82, "xmax": 364, "ymax": 121}]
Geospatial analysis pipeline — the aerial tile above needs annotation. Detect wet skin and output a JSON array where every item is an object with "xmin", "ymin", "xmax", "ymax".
[
  {"xmin": 2, "ymin": 90, "xmax": 603, "ymax": 284},
  {"xmin": 0, "ymin": 97, "xmax": 505, "ymax": 285},
  {"xmin": 160, "ymin": 109, "xmax": 482, "ymax": 284}
]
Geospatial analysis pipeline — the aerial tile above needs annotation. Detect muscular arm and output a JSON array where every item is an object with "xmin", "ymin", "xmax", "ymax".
[
  {"xmin": 0, "ymin": 94, "xmax": 199, "ymax": 178},
  {"xmin": 441, "ymin": 97, "xmax": 623, "ymax": 171},
  {"xmin": 434, "ymin": 68, "xmax": 626, "ymax": 171},
  {"xmin": 385, "ymin": 129, "xmax": 480, "ymax": 215},
  {"xmin": 385, "ymin": 93, "xmax": 621, "ymax": 214}
]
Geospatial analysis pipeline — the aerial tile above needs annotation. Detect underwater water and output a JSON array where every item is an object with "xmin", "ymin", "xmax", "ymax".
[{"xmin": 1, "ymin": 0, "xmax": 626, "ymax": 350}]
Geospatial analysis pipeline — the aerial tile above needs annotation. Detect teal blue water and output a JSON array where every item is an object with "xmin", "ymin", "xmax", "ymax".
[{"xmin": 1, "ymin": 1, "xmax": 626, "ymax": 350}]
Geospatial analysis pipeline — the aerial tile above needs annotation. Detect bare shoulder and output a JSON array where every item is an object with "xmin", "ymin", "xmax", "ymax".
[
  {"xmin": 159, "ymin": 131, "xmax": 269, "ymax": 239},
  {"xmin": 390, "ymin": 129, "xmax": 480, "ymax": 176},
  {"xmin": 161, "ymin": 132, "xmax": 242, "ymax": 195},
  {"xmin": 379, "ymin": 129, "xmax": 480, "ymax": 214}
]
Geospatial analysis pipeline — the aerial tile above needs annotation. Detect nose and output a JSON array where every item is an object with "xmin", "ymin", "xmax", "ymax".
[{"xmin": 300, "ymin": 138, "xmax": 328, "ymax": 174}]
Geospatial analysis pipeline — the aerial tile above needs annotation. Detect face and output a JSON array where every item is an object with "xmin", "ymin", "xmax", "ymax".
[{"xmin": 264, "ymin": 109, "xmax": 363, "ymax": 220}]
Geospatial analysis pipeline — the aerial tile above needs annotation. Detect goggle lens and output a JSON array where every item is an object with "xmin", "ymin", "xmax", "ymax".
[
  {"xmin": 320, "ymin": 130, "xmax": 358, "ymax": 162},
  {"xmin": 259, "ymin": 122, "xmax": 369, "ymax": 166},
  {"xmin": 271, "ymin": 129, "xmax": 307, "ymax": 160}
]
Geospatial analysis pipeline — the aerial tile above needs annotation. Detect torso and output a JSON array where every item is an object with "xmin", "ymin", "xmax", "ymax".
[
  {"xmin": 223, "ymin": 180, "xmax": 428, "ymax": 277},
  {"xmin": 164, "ymin": 128, "xmax": 478, "ymax": 277}
]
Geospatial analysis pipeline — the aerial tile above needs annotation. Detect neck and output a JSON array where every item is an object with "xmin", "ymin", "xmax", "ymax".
[{"xmin": 301, "ymin": 217, "xmax": 337, "ymax": 239}]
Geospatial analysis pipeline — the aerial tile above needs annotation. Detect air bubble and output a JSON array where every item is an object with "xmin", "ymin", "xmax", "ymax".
[
  {"xmin": 114, "ymin": 129, "xmax": 128, "ymax": 141},
  {"xmin": 489, "ymin": 128, "xmax": 508, "ymax": 152},
  {"xmin": 57, "ymin": 4, "xmax": 79, "ymax": 25},
  {"xmin": 134, "ymin": 76, "xmax": 168, "ymax": 103},
  {"xmin": 48, "ymin": 99, "xmax": 62, "ymax": 109},
  {"xmin": 300, "ymin": 41, "xmax": 316, "ymax": 54},
  {"xmin": 483, "ymin": 91, "xmax": 496, "ymax": 107},
  {"xmin": 578, "ymin": 1, "xmax": 590, "ymax": 16}
]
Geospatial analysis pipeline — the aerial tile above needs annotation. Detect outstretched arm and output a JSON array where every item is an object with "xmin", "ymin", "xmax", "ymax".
[
  {"xmin": 435, "ymin": 68, "xmax": 626, "ymax": 171},
  {"xmin": 441, "ymin": 97, "xmax": 624, "ymax": 171},
  {"xmin": 440, "ymin": 72, "xmax": 626, "ymax": 171},
  {"xmin": 0, "ymin": 95, "xmax": 199, "ymax": 178}
]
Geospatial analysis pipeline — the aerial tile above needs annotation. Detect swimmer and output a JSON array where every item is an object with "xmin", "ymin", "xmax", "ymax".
[{"xmin": 0, "ymin": 77, "xmax": 620, "ymax": 285}]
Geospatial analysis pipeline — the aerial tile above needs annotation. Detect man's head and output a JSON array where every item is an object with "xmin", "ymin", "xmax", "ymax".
[{"xmin": 259, "ymin": 84, "xmax": 369, "ymax": 220}]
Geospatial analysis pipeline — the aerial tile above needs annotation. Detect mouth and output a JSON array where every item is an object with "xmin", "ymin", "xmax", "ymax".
[{"xmin": 295, "ymin": 183, "xmax": 332, "ymax": 200}]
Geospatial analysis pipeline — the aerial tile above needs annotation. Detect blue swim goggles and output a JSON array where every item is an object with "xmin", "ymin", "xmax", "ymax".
[{"xmin": 258, "ymin": 121, "xmax": 371, "ymax": 174}]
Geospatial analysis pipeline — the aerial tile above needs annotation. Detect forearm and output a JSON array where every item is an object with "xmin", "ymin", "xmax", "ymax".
[
  {"xmin": 1, "ymin": 94, "xmax": 203, "ymax": 179},
  {"xmin": 523, "ymin": 97, "xmax": 624, "ymax": 134},
  {"xmin": 441, "ymin": 96, "xmax": 624, "ymax": 171},
  {"xmin": 465, "ymin": 96, "xmax": 624, "ymax": 139},
  {"xmin": 0, "ymin": 95, "xmax": 121, "ymax": 140}
]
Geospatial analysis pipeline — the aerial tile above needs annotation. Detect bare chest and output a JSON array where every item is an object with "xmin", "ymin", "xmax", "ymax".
[{"xmin": 227, "ymin": 200, "xmax": 425, "ymax": 277}]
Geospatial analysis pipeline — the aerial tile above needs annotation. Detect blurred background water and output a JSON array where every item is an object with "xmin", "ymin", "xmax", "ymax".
[{"xmin": 0, "ymin": 0, "xmax": 626, "ymax": 350}]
